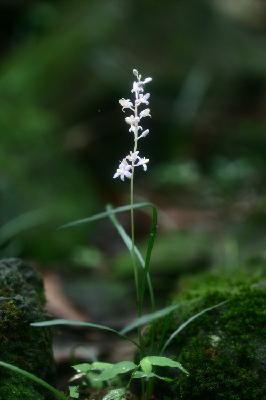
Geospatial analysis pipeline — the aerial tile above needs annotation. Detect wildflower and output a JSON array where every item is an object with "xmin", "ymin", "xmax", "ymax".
[
  {"xmin": 126, "ymin": 151, "xmax": 140, "ymax": 163},
  {"xmin": 135, "ymin": 157, "xmax": 149, "ymax": 171},
  {"xmin": 125, "ymin": 115, "xmax": 140, "ymax": 126},
  {"xmin": 125, "ymin": 115, "xmax": 141, "ymax": 133},
  {"xmin": 113, "ymin": 159, "xmax": 132, "ymax": 181},
  {"xmin": 139, "ymin": 108, "xmax": 151, "ymax": 119},
  {"xmin": 119, "ymin": 98, "xmax": 133, "ymax": 112},
  {"xmin": 132, "ymin": 81, "xmax": 144, "ymax": 95},
  {"xmin": 136, "ymin": 93, "xmax": 150, "ymax": 106},
  {"xmin": 114, "ymin": 68, "xmax": 152, "ymax": 181}
]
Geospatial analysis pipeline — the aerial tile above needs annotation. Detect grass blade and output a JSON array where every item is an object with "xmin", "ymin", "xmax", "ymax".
[
  {"xmin": 59, "ymin": 202, "xmax": 152, "ymax": 229},
  {"xmin": 31, "ymin": 319, "xmax": 139, "ymax": 348},
  {"xmin": 120, "ymin": 304, "xmax": 179, "ymax": 335},
  {"xmin": 0, "ymin": 361, "xmax": 68, "ymax": 400},
  {"xmin": 0, "ymin": 209, "xmax": 47, "ymax": 246},
  {"xmin": 139, "ymin": 205, "xmax": 158, "ymax": 308},
  {"xmin": 161, "ymin": 300, "xmax": 228, "ymax": 354},
  {"xmin": 106, "ymin": 204, "xmax": 155, "ymax": 308},
  {"xmin": 106, "ymin": 205, "xmax": 145, "ymax": 267}
]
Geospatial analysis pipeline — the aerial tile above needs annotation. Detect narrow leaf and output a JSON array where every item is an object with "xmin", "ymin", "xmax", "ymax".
[
  {"xmin": 162, "ymin": 300, "xmax": 229, "ymax": 353},
  {"xmin": 132, "ymin": 371, "xmax": 172, "ymax": 382},
  {"xmin": 120, "ymin": 304, "xmax": 179, "ymax": 334},
  {"xmin": 60, "ymin": 202, "xmax": 152, "ymax": 229},
  {"xmin": 139, "ymin": 205, "xmax": 158, "ymax": 308},
  {"xmin": 0, "ymin": 361, "xmax": 68, "ymax": 400},
  {"xmin": 31, "ymin": 319, "xmax": 139, "ymax": 348},
  {"xmin": 0, "ymin": 209, "xmax": 47, "ymax": 245},
  {"xmin": 106, "ymin": 204, "xmax": 155, "ymax": 308},
  {"xmin": 106, "ymin": 205, "xmax": 145, "ymax": 267}
]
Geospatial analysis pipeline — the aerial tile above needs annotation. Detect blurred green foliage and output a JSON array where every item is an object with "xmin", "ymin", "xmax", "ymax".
[{"xmin": 1, "ymin": 0, "xmax": 266, "ymax": 268}]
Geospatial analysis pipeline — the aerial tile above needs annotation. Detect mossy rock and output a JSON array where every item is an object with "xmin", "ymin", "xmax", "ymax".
[
  {"xmin": 148, "ymin": 271, "xmax": 266, "ymax": 400},
  {"xmin": 0, "ymin": 258, "xmax": 55, "ymax": 400}
]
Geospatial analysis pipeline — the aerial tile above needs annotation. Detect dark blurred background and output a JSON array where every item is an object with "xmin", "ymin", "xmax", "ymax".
[{"xmin": 1, "ymin": 0, "xmax": 266, "ymax": 322}]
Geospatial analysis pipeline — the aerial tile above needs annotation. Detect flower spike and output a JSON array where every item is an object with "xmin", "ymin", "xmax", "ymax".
[{"xmin": 114, "ymin": 68, "xmax": 152, "ymax": 181}]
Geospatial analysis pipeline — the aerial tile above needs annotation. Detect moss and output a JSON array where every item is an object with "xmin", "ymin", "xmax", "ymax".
[
  {"xmin": 0, "ymin": 376, "xmax": 45, "ymax": 400},
  {"xmin": 0, "ymin": 258, "xmax": 55, "ymax": 399},
  {"xmin": 148, "ymin": 271, "xmax": 266, "ymax": 400}
]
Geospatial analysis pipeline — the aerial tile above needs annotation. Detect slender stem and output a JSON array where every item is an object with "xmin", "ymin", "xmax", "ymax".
[
  {"xmin": 130, "ymin": 168, "xmax": 139, "ymax": 309},
  {"xmin": 130, "ymin": 167, "xmax": 144, "ymax": 357}
]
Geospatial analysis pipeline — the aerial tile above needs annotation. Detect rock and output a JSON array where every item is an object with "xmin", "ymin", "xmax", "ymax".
[
  {"xmin": 0, "ymin": 258, "xmax": 55, "ymax": 400},
  {"xmin": 148, "ymin": 271, "xmax": 266, "ymax": 400}
]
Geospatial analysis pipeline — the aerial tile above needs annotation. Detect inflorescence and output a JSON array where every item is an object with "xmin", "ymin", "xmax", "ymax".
[{"xmin": 113, "ymin": 69, "xmax": 152, "ymax": 181}]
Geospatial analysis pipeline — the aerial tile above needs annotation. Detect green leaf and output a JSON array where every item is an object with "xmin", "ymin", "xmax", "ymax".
[
  {"xmin": 69, "ymin": 386, "xmax": 79, "ymax": 398},
  {"xmin": 0, "ymin": 209, "xmax": 47, "ymax": 246},
  {"xmin": 91, "ymin": 362, "xmax": 113, "ymax": 371},
  {"xmin": 120, "ymin": 304, "xmax": 179, "ymax": 334},
  {"xmin": 132, "ymin": 371, "xmax": 173, "ymax": 382},
  {"xmin": 87, "ymin": 372, "xmax": 104, "ymax": 389},
  {"xmin": 60, "ymin": 202, "xmax": 152, "ymax": 229},
  {"xmin": 142, "ymin": 356, "xmax": 188, "ymax": 375},
  {"xmin": 72, "ymin": 363, "xmax": 91, "ymax": 373},
  {"xmin": 31, "ymin": 319, "xmax": 139, "ymax": 348},
  {"xmin": 59, "ymin": 202, "xmax": 158, "ymax": 312},
  {"xmin": 0, "ymin": 361, "xmax": 68, "ymax": 400},
  {"xmin": 132, "ymin": 371, "xmax": 152, "ymax": 379},
  {"xmin": 72, "ymin": 361, "xmax": 113, "ymax": 373},
  {"xmin": 161, "ymin": 300, "xmax": 229, "ymax": 353},
  {"xmin": 95, "ymin": 361, "xmax": 137, "ymax": 382},
  {"xmin": 106, "ymin": 204, "xmax": 155, "ymax": 309},
  {"xmin": 140, "ymin": 204, "xmax": 158, "ymax": 307},
  {"xmin": 140, "ymin": 358, "xmax": 152, "ymax": 374},
  {"xmin": 106, "ymin": 205, "xmax": 145, "ymax": 267},
  {"xmin": 102, "ymin": 388, "xmax": 126, "ymax": 400}
]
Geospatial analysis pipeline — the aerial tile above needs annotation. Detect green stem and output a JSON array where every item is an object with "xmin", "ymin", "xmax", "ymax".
[
  {"xmin": 130, "ymin": 169, "xmax": 139, "ymax": 310},
  {"xmin": 145, "ymin": 378, "xmax": 153, "ymax": 400},
  {"xmin": 130, "ymin": 167, "xmax": 143, "ymax": 355}
]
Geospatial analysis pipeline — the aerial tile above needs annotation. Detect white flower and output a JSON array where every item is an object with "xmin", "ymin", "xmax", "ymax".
[
  {"xmin": 132, "ymin": 81, "xmax": 144, "ymax": 95},
  {"xmin": 125, "ymin": 115, "xmax": 139, "ymax": 125},
  {"xmin": 125, "ymin": 115, "xmax": 140, "ymax": 133},
  {"xmin": 135, "ymin": 157, "xmax": 149, "ymax": 171},
  {"xmin": 136, "ymin": 93, "xmax": 150, "ymax": 106},
  {"xmin": 139, "ymin": 108, "xmax": 151, "ymax": 118},
  {"xmin": 113, "ymin": 159, "xmax": 132, "ymax": 181},
  {"xmin": 126, "ymin": 151, "xmax": 140, "ymax": 163},
  {"xmin": 132, "ymin": 78, "xmax": 152, "ymax": 96},
  {"xmin": 119, "ymin": 98, "xmax": 133, "ymax": 112},
  {"xmin": 114, "ymin": 68, "xmax": 152, "ymax": 181}
]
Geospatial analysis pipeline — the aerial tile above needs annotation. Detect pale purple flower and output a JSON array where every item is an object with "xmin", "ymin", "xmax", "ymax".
[
  {"xmin": 135, "ymin": 157, "xmax": 149, "ymax": 171},
  {"xmin": 126, "ymin": 151, "xmax": 140, "ymax": 163},
  {"xmin": 113, "ymin": 159, "xmax": 132, "ymax": 181}
]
